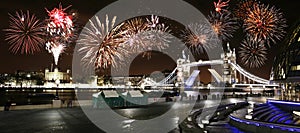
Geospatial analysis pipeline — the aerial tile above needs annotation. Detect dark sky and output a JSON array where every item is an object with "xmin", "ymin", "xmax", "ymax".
[{"xmin": 0, "ymin": 0, "xmax": 299, "ymax": 82}]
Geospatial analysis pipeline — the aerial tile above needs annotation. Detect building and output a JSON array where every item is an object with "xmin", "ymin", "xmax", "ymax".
[
  {"xmin": 0, "ymin": 70, "xmax": 44, "ymax": 87},
  {"xmin": 271, "ymin": 19, "xmax": 300, "ymax": 101},
  {"xmin": 176, "ymin": 51, "xmax": 191, "ymax": 85},
  {"xmin": 111, "ymin": 76, "xmax": 143, "ymax": 86},
  {"xmin": 45, "ymin": 68, "xmax": 71, "ymax": 83},
  {"xmin": 221, "ymin": 43, "xmax": 237, "ymax": 84}
]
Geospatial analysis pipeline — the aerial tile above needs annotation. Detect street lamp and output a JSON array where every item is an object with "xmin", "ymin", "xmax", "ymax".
[
  {"xmin": 55, "ymin": 79, "xmax": 60, "ymax": 98},
  {"xmin": 26, "ymin": 74, "xmax": 31, "ymax": 87}
]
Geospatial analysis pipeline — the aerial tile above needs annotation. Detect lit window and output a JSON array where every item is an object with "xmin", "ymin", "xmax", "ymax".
[
  {"xmin": 291, "ymin": 66, "xmax": 297, "ymax": 71},
  {"xmin": 298, "ymin": 36, "xmax": 300, "ymax": 42},
  {"xmin": 291, "ymin": 65, "xmax": 300, "ymax": 71}
]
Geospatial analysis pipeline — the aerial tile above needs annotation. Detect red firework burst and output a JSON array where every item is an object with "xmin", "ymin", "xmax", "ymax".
[
  {"xmin": 45, "ymin": 3, "xmax": 74, "ymax": 43},
  {"xmin": 214, "ymin": 0, "xmax": 230, "ymax": 14},
  {"xmin": 4, "ymin": 10, "xmax": 45, "ymax": 54}
]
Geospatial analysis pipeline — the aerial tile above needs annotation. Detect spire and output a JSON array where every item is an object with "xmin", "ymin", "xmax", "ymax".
[
  {"xmin": 182, "ymin": 50, "xmax": 186, "ymax": 59},
  {"xmin": 233, "ymin": 48, "xmax": 236, "ymax": 57},
  {"xmin": 227, "ymin": 42, "xmax": 231, "ymax": 52}
]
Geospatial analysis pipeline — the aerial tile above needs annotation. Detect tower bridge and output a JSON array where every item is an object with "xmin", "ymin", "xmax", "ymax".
[{"xmin": 141, "ymin": 43, "xmax": 278, "ymax": 88}]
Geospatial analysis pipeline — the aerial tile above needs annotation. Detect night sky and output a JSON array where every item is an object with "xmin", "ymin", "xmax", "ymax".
[{"xmin": 0, "ymin": 0, "xmax": 299, "ymax": 83}]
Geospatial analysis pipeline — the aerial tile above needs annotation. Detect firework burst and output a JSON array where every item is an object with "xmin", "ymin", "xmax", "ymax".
[
  {"xmin": 141, "ymin": 23, "xmax": 172, "ymax": 59},
  {"xmin": 214, "ymin": 0, "xmax": 230, "ymax": 14},
  {"xmin": 146, "ymin": 15, "xmax": 160, "ymax": 28},
  {"xmin": 238, "ymin": 37, "xmax": 267, "ymax": 68},
  {"xmin": 208, "ymin": 11, "xmax": 238, "ymax": 41},
  {"xmin": 182, "ymin": 23, "xmax": 216, "ymax": 53},
  {"xmin": 234, "ymin": 0, "xmax": 258, "ymax": 22},
  {"xmin": 66, "ymin": 9, "xmax": 80, "ymax": 43},
  {"xmin": 45, "ymin": 4, "xmax": 75, "ymax": 43},
  {"xmin": 46, "ymin": 41, "xmax": 65, "ymax": 65},
  {"xmin": 78, "ymin": 15, "xmax": 127, "ymax": 69},
  {"xmin": 45, "ymin": 4, "xmax": 76, "ymax": 65},
  {"xmin": 122, "ymin": 18, "xmax": 149, "ymax": 53},
  {"xmin": 122, "ymin": 15, "xmax": 172, "ymax": 59},
  {"xmin": 243, "ymin": 3, "xmax": 287, "ymax": 47},
  {"xmin": 4, "ymin": 10, "xmax": 45, "ymax": 54},
  {"xmin": 146, "ymin": 23, "xmax": 172, "ymax": 50}
]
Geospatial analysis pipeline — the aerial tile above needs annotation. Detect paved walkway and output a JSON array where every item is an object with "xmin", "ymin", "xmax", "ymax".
[
  {"xmin": 0, "ymin": 98, "xmax": 252, "ymax": 133},
  {"xmin": 0, "ymin": 108, "xmax": 103, "ymax": 133}
]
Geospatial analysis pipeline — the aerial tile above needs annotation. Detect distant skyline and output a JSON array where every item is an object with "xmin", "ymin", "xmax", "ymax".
[{"xmin": 0, "ymin": 0, "xmax": 299, "ymax": 82}]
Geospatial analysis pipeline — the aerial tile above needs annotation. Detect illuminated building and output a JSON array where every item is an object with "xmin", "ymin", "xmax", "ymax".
[
  {"xmin": 271, "ymin": 19, "xmax": 300, "ymax": 101},
  {"xmin": 221, "ymin": 43, "xmax": 237, "ymax": 85},
  {"xmin": 44, "ymin": 68, "xmax": 71, "ymax": 83}
]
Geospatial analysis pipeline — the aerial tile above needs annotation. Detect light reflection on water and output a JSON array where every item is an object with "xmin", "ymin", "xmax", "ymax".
[
  {"xmin": 114, "ymin": 102, "xmax": 192, "ymax": 132},
  {"xmin": 121, "ymin": 119, "xmax": 135, "ymax": 132},
  {"xmin": 116, "ymin": 98, "xmax": 254, "ymax": 132},
  {"xmin": 113, "ymin": 103, "xmax": 173, "ymax": 120},
  {"xmin": 85, "ymin": 98, "xmax": 258, "ymax": 132},
  {"xmin": 114, "ymin": 102, "xmax": 190, "ymax": 132}
]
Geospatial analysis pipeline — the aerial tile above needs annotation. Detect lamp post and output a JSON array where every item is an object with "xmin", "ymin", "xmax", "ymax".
[
  {"xmin": 26, "ymin": 74, "xmax": 31, "ymax": 88},
  {"xmin": 55, "ymin": 79, "xmax": 60, "ymax": 98}
]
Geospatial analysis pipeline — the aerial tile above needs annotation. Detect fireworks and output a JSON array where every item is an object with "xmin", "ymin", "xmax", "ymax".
[
  {"xmin": 208, "ymin": 11, "xmax": 238, "ymax": 41},
  {"xmin": 182, "ymin": 23, "xmax": 215, "ymax": 53},
  {"xmin": 238, "ymin": 37, "xmax": 267, "ymax": 68},
  {"xmin": 214, "ymin": 0, "xmax": 230, "ymax": 13},
  {"xmin": 122, "ymin": 15, "xmax": 172, "ymax": 59},
  {"xmin": 45, "ymin": 4, "xmax": 75, "ymax": 65},
  {"xmin": 146, "ymin": 23, "xmax": 172, "ymax": 50},
  {"xmin": 141, "ymin": 23, "xmax": 172, "ymax": 59},
  {"xmin": 122, "ymin": 18, "xmax": 149, "ymax": 53},
  {"xmin": 78, "ymin": 15, "xmax": 127, "ymax": 69},
  {"xmin": 45, "ymin": 4, "xmax": 74, "ymax": 42},
  {"xmin": 143, "ymin": 15, "xmax": 172, "ymax": 59},
  {"xmin": 146, "ymin": 15, "xmax": 159, "ymax": 28},
  {"xmin": 243, "ymin": 3, "xmax": 287, "ymax": 46},
  {"xmin": 234, "ymin": 0, "xmax": 258, "ymax": 21},
  {"xmin": 78, "ymin": 15, "xmax": 172, "ymax": 69},
  {"xmin": 46, "ymin": 41, "xmax": 65, "ymax": 65},
  {"xmin": 4, "ymin": 10, "xmax": 45, "ymax": 54}
]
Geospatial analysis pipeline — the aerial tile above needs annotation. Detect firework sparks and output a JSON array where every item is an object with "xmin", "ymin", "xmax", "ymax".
[
  {"xmin": 239, "ymin": 37, "xmax": 267, "ymax": 68},
  {"xmin": 4, "ymin": 10, "xmax": 45, "ymax": 54},
  {"xmin": 146, "ymin": 23, "xmax": 172, "ymax": 50},
  {"xmin": 208, "ymin": 11, "xmax": 238, "ymax": 41},
  {"xmin": 214, "ymin": 0, "xmax": 230, "ymax": 13},
  {"xmin": 143, "ymin": 15, "xmax": 172, "ymax": 59},
  {"xmin": 141, "ymin": 23, "xmax": 172, "ymax": 59},
  {"xmin": 243, "ymin": 3, "xmax": 287, "ymax": 46},
  {"xmin": 66, "ymin": 9, "xmax": 80, "ymax": 43},
  {"xmin": 234, "ymin": 0, "xmax": 258, "ymax": 22},
  {"xmin": 45, "ymin": 4, "xmax": 76, "ymax": 65},
  {"xmin": 46, "ymin": 4, "xmax": 75, "ymax": 43},
  {"xmin": 122, "ymin": 15, "xmax": 172, "ymax": 59},
  {"xmin": 78, "ymin": 15, "xmax": 127, "ymax": 69},
  {"xmin": 122, "ymin": 18, "xmax": 149, "ymax": 53},
  {"xmin": 182, "ymin": 23, "xmax": 216, "ymax": 53},
  {"xmin": 46, "ymin": 41, "xmax": 65, "ymax": 65},
  {"xmin": 146, "ymin": 15, "xmax": 159, "ymax": 28}
]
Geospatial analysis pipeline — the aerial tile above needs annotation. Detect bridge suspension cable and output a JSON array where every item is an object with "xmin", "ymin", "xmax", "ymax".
[
  {"xmin": 230, "ymin": 63, "xmax": 269, "ymax": 84},
  {"xmin": 158, "ymin": 67, "xmax": 177, "ymax": 84},
  {"xmin": 143, "ymin": 59, "xmax": 270, "ymax": 87}
]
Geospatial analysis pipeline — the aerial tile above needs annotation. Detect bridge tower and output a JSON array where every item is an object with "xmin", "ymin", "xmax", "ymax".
[
  {"xmin": 176, "ymin": 52, "xmax": 190, "ymax": 86},
  {"xmin": 221, "ymin": 43, "xmax": 237, "ymax": 84}
]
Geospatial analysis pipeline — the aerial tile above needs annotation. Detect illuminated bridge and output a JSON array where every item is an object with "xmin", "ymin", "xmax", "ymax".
[{"xmin": 140, "ymin": 44, "xmax": 277, "ymax": 88}]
